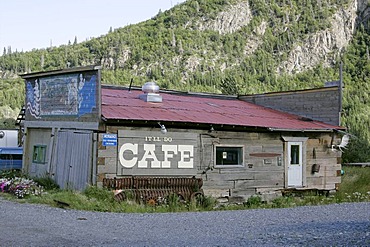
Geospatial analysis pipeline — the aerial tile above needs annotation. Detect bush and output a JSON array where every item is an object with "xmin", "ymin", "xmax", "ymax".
[
  {"xmin": 192, "ymin": 195, "xmax": 216, "ymax": 210},
  {"xmin": 271, "ymin": 196, "xmax": 294, "ymax": 208},
  {"xmin": 167, "ymin": 193, "xmax": 183, "ymax": 212},
  {"xmin": 0, "ymin": 169, "xmax": 25, "ymax": 179},
  {"xmin": 32, "ymin": 176, "xmax": 59, "ymax": 191},
  {"xmin": 245, "ymin": 195, "xmax": 263, "ymax": 208},
  {"xmin": 83, "ymin": 186, "xmax": 115, "ymax": 203}
]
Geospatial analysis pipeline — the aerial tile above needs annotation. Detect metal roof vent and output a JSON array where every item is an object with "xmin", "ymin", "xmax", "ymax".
[{"xmin": 139, "ymin": 81, "xmax": 162, "ymax": 103}]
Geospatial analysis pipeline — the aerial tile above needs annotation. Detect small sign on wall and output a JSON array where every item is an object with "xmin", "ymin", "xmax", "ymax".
[{"xmin": 103, "ymin": 134, "xmax": 117, "ymax": 146}]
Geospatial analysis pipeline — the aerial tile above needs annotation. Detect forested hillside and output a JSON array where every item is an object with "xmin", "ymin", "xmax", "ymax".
[{"xmin": 0, "ymin": 0, "xmax": 369, "ymax": 162}]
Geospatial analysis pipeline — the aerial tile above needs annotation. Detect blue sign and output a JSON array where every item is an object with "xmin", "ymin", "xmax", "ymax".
[{"xmin": 102, "ymin": 134, "xmax": 117, "ymax": 146}]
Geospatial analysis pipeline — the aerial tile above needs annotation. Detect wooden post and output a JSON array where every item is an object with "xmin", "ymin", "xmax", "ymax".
[{"xmin": 338, "ymin": 61, "xmax": 343, "ymax": 126}]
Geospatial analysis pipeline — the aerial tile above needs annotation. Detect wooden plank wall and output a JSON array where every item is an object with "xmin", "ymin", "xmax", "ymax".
[
  {"xmin": 97, "ymin": 126, "xmax": 199, "ymax": 183},
  {"xmin": 200, "ymin": 132, "xmax": 284, "ymax": 198},
  {"xmin": 24, "ymin": 128, "xmax": 52, "ymax": 177},
  {"xmin": 239, "ymin": 87, "xmax": 340, "ymax": 126},
  {"xmin": 305, "ymin": 134, "xmax": 341, "ymax": 190},
  {"xmin": 97, "ymin": 126, "xmax": 342, "ymax": 198}
]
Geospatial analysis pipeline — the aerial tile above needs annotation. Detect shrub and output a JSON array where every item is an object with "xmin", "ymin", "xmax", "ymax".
[
  {"xmin": 192, "ymin": 195, "xmax": 216, "ymax": 210},
  {"xmin": 83, "ymin": 186, "xmax": 115, "ymax": 203},
  {"xmin": 167, "ymin": 193, "xmax": 183, "ymax": 212},
  {"xmin": 0, "ymin": 169, "xmax": 25, "ymax": 179},
  {"xmin": 32, "ymin": 176, "xmax": 59, "ymax": 191},
  {"xmin": 245, "ymin": 195, "xmax": 263, "ymax": 208}
]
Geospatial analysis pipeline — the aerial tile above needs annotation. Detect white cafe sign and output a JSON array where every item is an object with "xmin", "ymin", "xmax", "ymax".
[{"xmin": 119, "ymin": 136, "xmax": 194, "ymax": 169}]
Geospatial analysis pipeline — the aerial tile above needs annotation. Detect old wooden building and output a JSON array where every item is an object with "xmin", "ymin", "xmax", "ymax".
[{"xmin": 21, "ymin": 66, "xmax": 345, "ymax": 200}]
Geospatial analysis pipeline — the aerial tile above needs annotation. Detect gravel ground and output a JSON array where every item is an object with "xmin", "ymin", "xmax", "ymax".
[{"xmin": 0, "ymin": 197, "xmax": 369, "ymax": 247}]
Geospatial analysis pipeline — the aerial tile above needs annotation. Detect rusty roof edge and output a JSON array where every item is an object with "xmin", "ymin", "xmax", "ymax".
[
  {"xmin": 101, "ymin": 84, "xmax": 237, "ymax": 100},
  {"xmin": 268, "ymin": 127, "xmax": 335, "ymax": 132},
  {"xmin": 20, "ymin": 65, "xmax": 101, "ymax": 79},
  {"xmin": 238, "ymin": 86, "xmax": 339, "ymax": 98},
  {"xmin": 100, "ymin": 117, "xmax": 340, "ymax": 132},
  {"xmin": 103, "ymin": 84, "xmax": 339, "ymax": 99},
  {"xmin": 100, "ymin": 118, "xmax": 273, "ymax": 131},
  {"xmin": 102, "ymin": 84, "xmax": 141, "ymax": 91}
]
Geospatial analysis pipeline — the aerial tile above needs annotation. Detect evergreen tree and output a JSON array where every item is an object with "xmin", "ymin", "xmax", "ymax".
[{"xmin": 0, "ymin": 0, "xmax": 368, "ymax": 162}]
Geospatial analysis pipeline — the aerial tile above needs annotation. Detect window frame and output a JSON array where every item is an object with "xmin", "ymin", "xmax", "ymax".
[
  {"xmin": 32, "ymin": 145, "xmax": 47, "ymax": 164},
  {"xmin": 214, "ymin": 145, "xmax": 244, "ymax": 168},
  {"xmin": 289, "ymin": 143, "xmax": 302, "ymax": 165}
]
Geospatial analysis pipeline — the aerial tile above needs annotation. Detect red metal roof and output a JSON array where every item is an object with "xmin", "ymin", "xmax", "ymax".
[{"xmin": 101, "ymin": 87, "xmax": 342, "ymax": 131}]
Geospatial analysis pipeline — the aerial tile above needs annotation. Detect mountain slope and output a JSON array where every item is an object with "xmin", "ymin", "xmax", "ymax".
[{"xmin": 0, "ymin": 0, "xmax": 369, "ymax": 162}]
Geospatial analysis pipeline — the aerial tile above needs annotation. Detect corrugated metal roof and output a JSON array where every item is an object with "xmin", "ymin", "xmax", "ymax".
[{"xmin": 101, "ymin": 87, "xmax": 342, "ymax": 131}]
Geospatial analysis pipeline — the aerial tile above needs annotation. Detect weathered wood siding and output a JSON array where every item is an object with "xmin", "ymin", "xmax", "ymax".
[
  {"xmin": 97, "ymin": 126, "xmax": 341, "ymax": 198},
  {"xmin": 52, "ymin": 130, "xmax": 94, "ymax": 190},
  {"xmin": 116, "ymin": 130, "xmax": 198, "ymax": 176},
  {"xmin": 200, "ymin": 132, "xmax": 284, "ymax": 198},
  {"xmin": 304, "ymin": 134, "xmax": 341, "ymax": 190},
  {"xmin": 24, "ymin": 128, "xmax": 52, "ymax": 177},
  {"xmin": 239, "ymin": 87, "xmax": 340, "ymax": 126},
  {"xmin": 97, "ymin": 128, "xmax": 198, "ymax": 182},
  {"xmin": 24, "ymin": 127, "xmax": 96, "ymax": 190}
]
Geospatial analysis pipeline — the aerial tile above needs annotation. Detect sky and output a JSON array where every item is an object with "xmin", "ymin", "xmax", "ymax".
[{"xmin": 0, "ymin": 0, "xmax": 186, "ymax": 52}]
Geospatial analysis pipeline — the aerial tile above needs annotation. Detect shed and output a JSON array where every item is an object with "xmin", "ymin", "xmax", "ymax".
[{"xmin": 21, "ymin": 66, "xmax": 345, "ymax": 201}]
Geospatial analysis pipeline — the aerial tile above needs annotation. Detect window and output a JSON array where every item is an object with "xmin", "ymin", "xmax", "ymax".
[
  {"xmin": 290, "ymin": 144, "xmax": 300, "ymax": 165},
  {"xmin": 215, "ymin": 146, "xmax": 243, "ymax": 167},
  {"xmin": 0, "ymin": 154, "xmax": 22, "ymax": 160},
  {"xmin": 33, "ymin": 145, "xmax": 47, "ymax": 164}
]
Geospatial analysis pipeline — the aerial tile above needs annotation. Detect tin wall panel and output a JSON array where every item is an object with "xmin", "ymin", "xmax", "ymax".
[{"xmin": 54, "ymin": 130, "xmax": 92, "ymax": 190}]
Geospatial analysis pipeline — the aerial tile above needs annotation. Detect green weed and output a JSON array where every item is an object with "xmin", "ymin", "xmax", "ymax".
[
  {"xmin": 0, "ymin": 169, "xmax": 25, "ymax": 179},
  {"xmin": 244, "ymin": 195, "xmax": 263, "ymax": 208},
  {"xmin": 1, "ymin": 166, "xmax": 369, "ymax": 213},
  {"xmin": 32, "ymin": 176, "xmax": 59, "ymax": 191}
]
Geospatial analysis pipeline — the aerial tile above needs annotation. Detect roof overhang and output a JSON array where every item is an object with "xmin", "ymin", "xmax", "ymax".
[
  {"xmin": 20, "ymin": 65, "xmax": 101, "ymax": 79},
  {"xmin": 102, "ymin": 118, "xmax": 341, "ymax": 133},
  {"xmin": 268, "ymin": 127, "xmax": 336, "ymax": 133}
]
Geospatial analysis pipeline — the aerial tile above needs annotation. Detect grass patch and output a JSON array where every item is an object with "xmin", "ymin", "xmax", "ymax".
[
  {"xmin": 8, "ymin": 185, "xmax": 218, "ymax": 213},
  {"xmin": 1, "ymin": 166, "xmax": 369, "ymax": 213},
  {"xmin": 32, "ymin": 176, "xmax": 59, "ymax": 191},
  {"xmin": 337, "ymin": 166, "xmax": 370, "ymax": 194},
  {"xmin": 334, "ymin": 165, "xmax": 370, "ymax": 203}
]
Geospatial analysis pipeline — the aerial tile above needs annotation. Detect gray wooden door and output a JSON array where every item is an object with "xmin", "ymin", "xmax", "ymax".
[{"xmin": 54, "ymin": 130, "xmax": 93, "ymax": 190}]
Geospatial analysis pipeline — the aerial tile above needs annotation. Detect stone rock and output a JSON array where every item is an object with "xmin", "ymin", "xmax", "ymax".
[{"xmin": 197, "ymin": 1, "xmax": 252, "ymax": 34}]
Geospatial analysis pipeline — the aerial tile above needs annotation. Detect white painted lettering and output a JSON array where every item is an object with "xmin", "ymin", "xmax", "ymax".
[
  {"xmin": 178, "ymin": 145, "xmax": 194, "ymax": 168},
  {"xmin": 138, "ymin": 144, "xmax": 160, "ymax": 168},
  {"xmin": 119, "ymin": 143, "xmax": 138, "ymax": 168},
  {"xmin": 119, "ymin": 143, "xmax": 194, "ymax": 169},
  {"xmin": 163, "ymin": 137, "xmax": 173, "ymax": 142},
  {"xmin": 161, "ymin": 145, "xmax": 178, "ymax": 168},
  {"xmin": 144, "ymin": 136, "xmax": 162, "ymax": 142}
]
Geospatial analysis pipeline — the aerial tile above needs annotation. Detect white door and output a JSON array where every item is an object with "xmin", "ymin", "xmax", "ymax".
[{"xmin": 287, "ymin": 142, "xmax": 303, "ymax": 187}]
